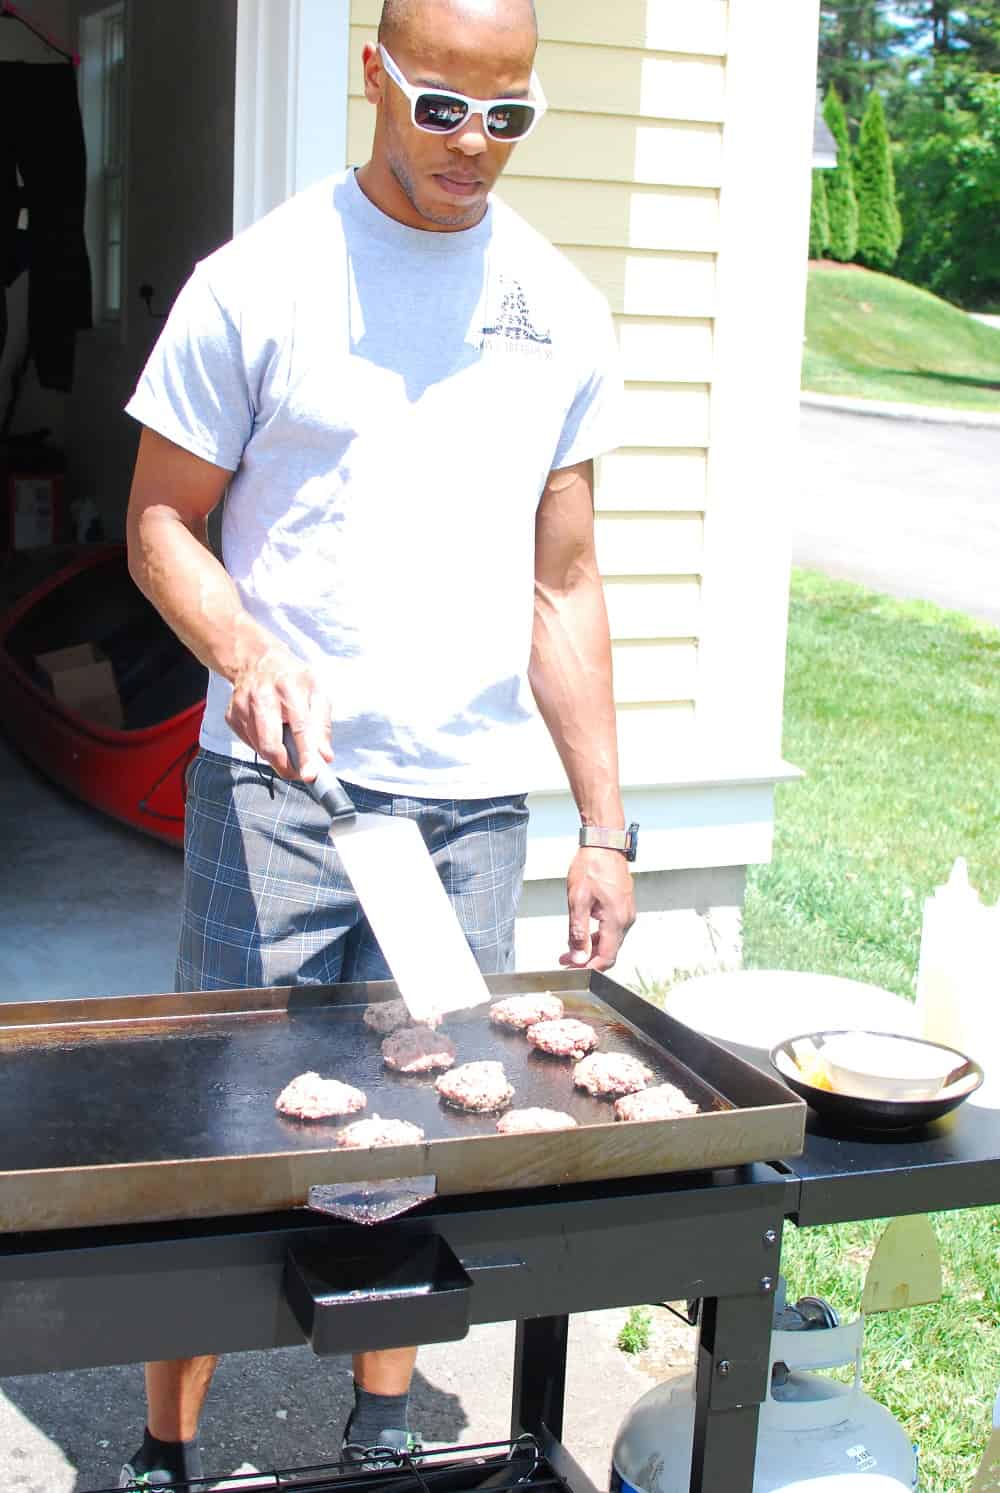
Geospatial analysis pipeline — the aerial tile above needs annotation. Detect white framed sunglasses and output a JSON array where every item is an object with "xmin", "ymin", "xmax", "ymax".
[{"xmin": 378, "ymin": 43, "xmax": 547, "ymax": 142}]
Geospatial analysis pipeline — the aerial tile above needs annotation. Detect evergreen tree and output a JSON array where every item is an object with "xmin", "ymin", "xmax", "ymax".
[
  {"xmin": 894, "ymin": 0, "xmax": 1000, "ymax": 70},
  {"xmin": 822, "ymin": 85, "xmax": 859, "ymax": 261},
  {"xmin": 809, "ymin": 170, "xmax": 832, "ymax": 259},
  {"xmin": 855, "ymin": 91, "xmax": 901, "ymax": 270},
  {"xmin": 819, "ymin": 0, "xmax": 908, "ymax": 126}
]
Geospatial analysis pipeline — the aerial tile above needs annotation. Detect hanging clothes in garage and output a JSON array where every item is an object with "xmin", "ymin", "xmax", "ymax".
[{"xmin": 0, "ymin": 51, "xmax": 93, "ymax": 393}]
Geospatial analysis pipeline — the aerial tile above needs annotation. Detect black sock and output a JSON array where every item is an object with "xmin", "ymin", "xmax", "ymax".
[
  {"xmin": 345, "ymin": 1385, "xmax": 410, "ymax": 1447},
  {"xmin": 128, "ymin": 1427, "xmax": 204, "ymax": 1485}
]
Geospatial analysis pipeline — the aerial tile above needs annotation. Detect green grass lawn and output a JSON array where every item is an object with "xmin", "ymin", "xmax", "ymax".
[
  {"xmin": 743, "ymin": 572, "xmax": 1000, "ymax": 1491},
  {"xmin": 802, "ymin": 264, "xmax": 1000, "ymax": 412},
  {"xmin": 744, "ymin": 571, "xmax": 1000, "ymax": 988}
]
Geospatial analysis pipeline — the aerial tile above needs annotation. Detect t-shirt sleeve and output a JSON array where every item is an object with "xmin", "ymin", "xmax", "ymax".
[
  {"xmin": 550, "ymin": 297, "xmax": 623, "ymax": 471},
  {"xmin": 124, "ymin": 266, "xmax": 253, "ymax": 472}
]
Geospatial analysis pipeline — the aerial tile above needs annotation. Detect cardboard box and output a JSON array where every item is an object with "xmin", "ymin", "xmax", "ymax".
[{"xmin": 36, "ymin": 643, "xmax": 124, "ymax": 730}]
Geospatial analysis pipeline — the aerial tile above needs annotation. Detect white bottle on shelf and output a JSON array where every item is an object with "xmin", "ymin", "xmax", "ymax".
[{"xmin": 915, "ymin": 858, "xmax": 999, "ymax": 1104}]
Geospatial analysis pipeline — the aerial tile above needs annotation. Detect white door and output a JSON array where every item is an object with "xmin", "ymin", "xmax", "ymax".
[{"xmin": 233, "ymin": 0, "xmax": 351, "ymax": 232}]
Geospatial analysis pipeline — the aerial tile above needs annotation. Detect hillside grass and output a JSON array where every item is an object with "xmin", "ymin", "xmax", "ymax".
[{"xmin": 802, "ymin": 264, "xmax": 1000, "ymax": 411}]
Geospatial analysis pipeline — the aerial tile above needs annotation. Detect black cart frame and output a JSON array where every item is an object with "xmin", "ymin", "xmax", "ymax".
[{"xmin": 1, "ymin": 1165, "xmax": 790, "ymax": 1493}]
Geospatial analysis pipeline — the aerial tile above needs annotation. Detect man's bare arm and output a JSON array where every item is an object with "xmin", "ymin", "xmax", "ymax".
[
  {"xmin": 529, "ymin": 458, "xmax": 635, "ymax": 970},
  {"xmin": 126, "ymin": 427, "xmax": 331, "ymax": 778}
]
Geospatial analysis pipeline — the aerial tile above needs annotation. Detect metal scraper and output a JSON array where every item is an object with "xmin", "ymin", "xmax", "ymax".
[
  {"xmin": 860, "ymin": 1214, "xmax": 942, "ymax": 1314},
  {"xmin": 282, "ymin": 727, "xmax": 491, "ymax": 1023}
]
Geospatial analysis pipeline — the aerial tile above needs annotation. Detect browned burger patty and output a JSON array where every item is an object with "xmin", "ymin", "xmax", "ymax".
[
  {"xmin": 436, "ymin": 1061, "xmax": 514, "ymax": 1112},
  {"xmin": 496, "ymin": 1108, "xmax": 578, "ymax": 1135},
  {"xmin": 363, "ymin": 998, "xmax": 441, "ymax": 1036},
  {"xmin": 614, "ymin": 1083, "xmax": 700, "ymax": 1122},
  {"xmin": 573, "ymin": 1052, "xmax": 653, "ymax": 1099},
  {"xmin": 527, "ymin": 1018, "xmax": 599, "ymax": 1061},
  {"xmin": 382, "ymin": 1025, "xmax": 456, "ymax": 1074},
  {"xmin": 488, "ymin": 993, "xmax": 565, "ymax": 1031},
  {"xmin": 336, "ymin": 1115, "xmax": 425, "ymax": 1149},
  {"xmin": 275, "ymin": 1072, "xmax": 367, "ymax": 1121}
]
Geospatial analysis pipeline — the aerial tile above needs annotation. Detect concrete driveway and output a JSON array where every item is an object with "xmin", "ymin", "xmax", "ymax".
[
  {"xmin": 0, "ymin": 736, "xmax": 183, "ymax": 1004},
  {"xmin": 1, "ymin": 1309, "xmax": 695, "ymax": 1493},
  {"xmin": 795, "ymin": 406, "xmax": 1000, "ymax": 628}
]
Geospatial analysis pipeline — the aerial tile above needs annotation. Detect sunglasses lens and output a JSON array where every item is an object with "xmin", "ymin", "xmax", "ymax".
[
  {"xmin": 485, "ymin": 102, "xmax": 536, "ymax": 139},
  {"xmin": 415, "ymin": 92, "xmax": 469, "ymax": 131}
]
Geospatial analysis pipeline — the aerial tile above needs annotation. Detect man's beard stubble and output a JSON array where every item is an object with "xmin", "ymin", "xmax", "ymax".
[{"xmin": 387, "ymin": 140, "xmax": 484, "ymax": 229}]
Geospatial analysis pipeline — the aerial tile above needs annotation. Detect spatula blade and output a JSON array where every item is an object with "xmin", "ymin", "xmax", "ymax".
[{"xmin": 330, "ymin": 812, "xmax": 492, "ymax": 1023}]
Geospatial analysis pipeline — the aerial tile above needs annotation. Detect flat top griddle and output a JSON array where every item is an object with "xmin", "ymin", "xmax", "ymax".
[
  {"xmin": 0, "ymin": 989, "xmax": 729, "ymax": 1173},
  {"xmin": 0, "ymin": 972, "xmax": 805, "ymax": 1232}
]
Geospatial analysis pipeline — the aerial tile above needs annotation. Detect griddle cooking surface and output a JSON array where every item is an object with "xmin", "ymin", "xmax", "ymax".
[{"xmin": 0, "ymin": 993, "xmax": 725, "ymax": 1173}]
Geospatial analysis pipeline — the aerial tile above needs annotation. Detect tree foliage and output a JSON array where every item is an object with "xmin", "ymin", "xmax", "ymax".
[
  {"xmin": 893, "ymin": 67, "xmax": 1000, "ymax": 308},
  {"xmin": 818, "ymin": 1, "xmax": 1000, "ymax": 305},
  {"xmin": 893, "ymin": 1, "xmax": 1000, "ymax": 71},
  {"xmin": 819, "ymin": 0, "xmax": 907, "ymax": 127},
  {"xmin": 809, "ymin": 171, "xmax": 831, "ymax": 260},
  {"xmin": 823, "ymin": 85, "xmax": 859, "ymax": 261},
  {"xmin": 855, "ymin": 90, "xmax": 901, "ymax": 271}
]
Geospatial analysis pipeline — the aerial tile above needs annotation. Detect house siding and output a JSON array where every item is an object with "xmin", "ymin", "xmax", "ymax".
[{"xmin": 346, "ymin": 0, "xmax": 729, "ymax": 782}]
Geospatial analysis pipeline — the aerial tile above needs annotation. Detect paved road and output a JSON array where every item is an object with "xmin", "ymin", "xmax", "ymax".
[{"xmin": 795, "ymin": 407, "xmax": 1000, "ymax": 628}]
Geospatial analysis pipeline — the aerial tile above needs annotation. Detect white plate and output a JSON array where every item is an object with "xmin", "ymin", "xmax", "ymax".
[{"xmin": 665, "ymin": 970, "xmax": 919, "ymax": 1051}]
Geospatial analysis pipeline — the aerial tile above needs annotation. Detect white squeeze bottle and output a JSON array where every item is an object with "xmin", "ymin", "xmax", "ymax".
[
  {"xmin": 915, "ymin": 858, "xmax": 1000, "ymax": 1104},
  {"xmin": 915, "ymin": 858, "xmax": 972, "ymax": 1049}
]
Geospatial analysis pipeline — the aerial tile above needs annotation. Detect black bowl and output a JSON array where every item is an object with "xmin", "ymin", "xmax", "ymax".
[{"xmin": 770, "ymin": 1030, "xmax": 984, "ymax": 1132}]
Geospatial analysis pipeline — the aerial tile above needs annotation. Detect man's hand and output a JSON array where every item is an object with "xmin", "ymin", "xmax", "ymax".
[
  {"xmin": 560, "ymin": 847, "xmax": 636, "ymax": 972},
  {"xmin": 226, "ymin": 646, "xmax": 333, "ymax": 781}
]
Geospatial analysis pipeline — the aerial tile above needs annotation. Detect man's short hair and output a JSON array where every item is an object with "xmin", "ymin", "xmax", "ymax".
[{"xmin": 378, "ymin": 0, "xmax": 538, "ymax": 48}]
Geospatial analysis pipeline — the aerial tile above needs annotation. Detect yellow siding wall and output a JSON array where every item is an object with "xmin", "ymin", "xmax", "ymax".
[{"xmin": 348, "ymin": 0, "xmax": 728, "ymax": 777}]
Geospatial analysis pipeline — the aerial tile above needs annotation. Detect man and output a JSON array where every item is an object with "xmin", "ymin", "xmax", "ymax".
[{"xmin": 120, "ymin": 0, "xmax": 635, "ymax": 1483}]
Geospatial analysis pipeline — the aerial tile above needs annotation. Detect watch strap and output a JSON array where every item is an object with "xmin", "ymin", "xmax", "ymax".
[{"xmin": 579, "ymin": 822, "xmax": 639, "ymax": 862}]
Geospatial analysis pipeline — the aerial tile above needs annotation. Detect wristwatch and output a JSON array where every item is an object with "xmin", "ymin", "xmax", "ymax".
[{"xmin": 578, "ymin": 822, "xmax": 639, "ymax": 863}]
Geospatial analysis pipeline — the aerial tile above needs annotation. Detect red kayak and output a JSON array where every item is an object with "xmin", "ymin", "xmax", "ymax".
[{"xmin": 0, "ymin": 545, "xmax": 205, "ymax": 846}]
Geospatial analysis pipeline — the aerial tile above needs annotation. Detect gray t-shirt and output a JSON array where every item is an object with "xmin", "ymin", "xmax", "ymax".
[{"xmin": 126, "ymin": 169, "xmax": 622, "ymax": 797}]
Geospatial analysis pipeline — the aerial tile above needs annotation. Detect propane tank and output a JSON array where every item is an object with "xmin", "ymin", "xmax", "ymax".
[{"xmin": 610, "ymin": 1285, "xmax": 917, "ymax": 1493}]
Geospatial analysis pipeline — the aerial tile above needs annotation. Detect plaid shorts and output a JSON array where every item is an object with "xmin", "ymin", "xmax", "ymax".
[{"xmin": 176, "ymin": 749, "xmax": 529, "ymax": 992}]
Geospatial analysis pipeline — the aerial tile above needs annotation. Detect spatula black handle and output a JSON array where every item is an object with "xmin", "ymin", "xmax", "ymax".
[{"xmin": 282, "ymin": 725, "xmax": 356, "ymax": 825}]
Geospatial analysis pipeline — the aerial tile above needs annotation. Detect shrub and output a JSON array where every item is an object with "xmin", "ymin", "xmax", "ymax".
[
  {"xmin": 855, "ymin": 91, "xmax": 901, "ymax": 271},
  {"xmin": 809, "ymin": 169, "xmax": 831, "ymax": 258},
  {"xmin": 823, "ymin": 85, "xmax": 859, "ymax": 261}
]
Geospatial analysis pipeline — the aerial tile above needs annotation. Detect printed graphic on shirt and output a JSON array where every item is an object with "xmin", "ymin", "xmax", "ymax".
[{"xmin": 481, "ymin": 275, "xmax": 553, "ymax": 358}]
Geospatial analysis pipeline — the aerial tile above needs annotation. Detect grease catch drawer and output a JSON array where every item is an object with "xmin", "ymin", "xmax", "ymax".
[{"xmin": 285, "ymin": 1233, "xmax": 473, "ymax": 1356}]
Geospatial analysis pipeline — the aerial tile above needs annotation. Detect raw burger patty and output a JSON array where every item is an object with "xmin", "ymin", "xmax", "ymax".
[
  {"xmin": 496, "ymin": 1108, "xmax": 578, "ymax": 1134},
  {"xmin": 337, "ymin": 1115, "xmax": 425, "ymax": 1149},
  {"xmin": 574, "ymin": 1052, "xmax": 654, "ymax": 1099},
  {"xmin": 489, "ymin": 993, "xmax": 564, "ymax": 1031},
  {"xmin": 382, "ymin": 1024, "xmax": 456, "ymax": 1074},
  {"xmin": 436, "ymin": 1061, "xmax": 514, "ymax": 1112},
  {"xmin": 527, "ymin": 1018, "xmax": 599, "ymax": 1060},
  {"xmin": 363, "ymin": 998, "xmax": 440, "ymax": 1035},
  {"xmin": 275, "ymin": 1072, "xmax": 367, "ymax": 1120},
  {"xmin": 614, "ymin": 1084, "xmax": 700, "ymax": 1122}
]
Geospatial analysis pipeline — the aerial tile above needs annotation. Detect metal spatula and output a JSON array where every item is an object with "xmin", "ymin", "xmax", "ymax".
[{"xmin": 282, "ymin": 727, "xmax": 491, "ymax": 1023}]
